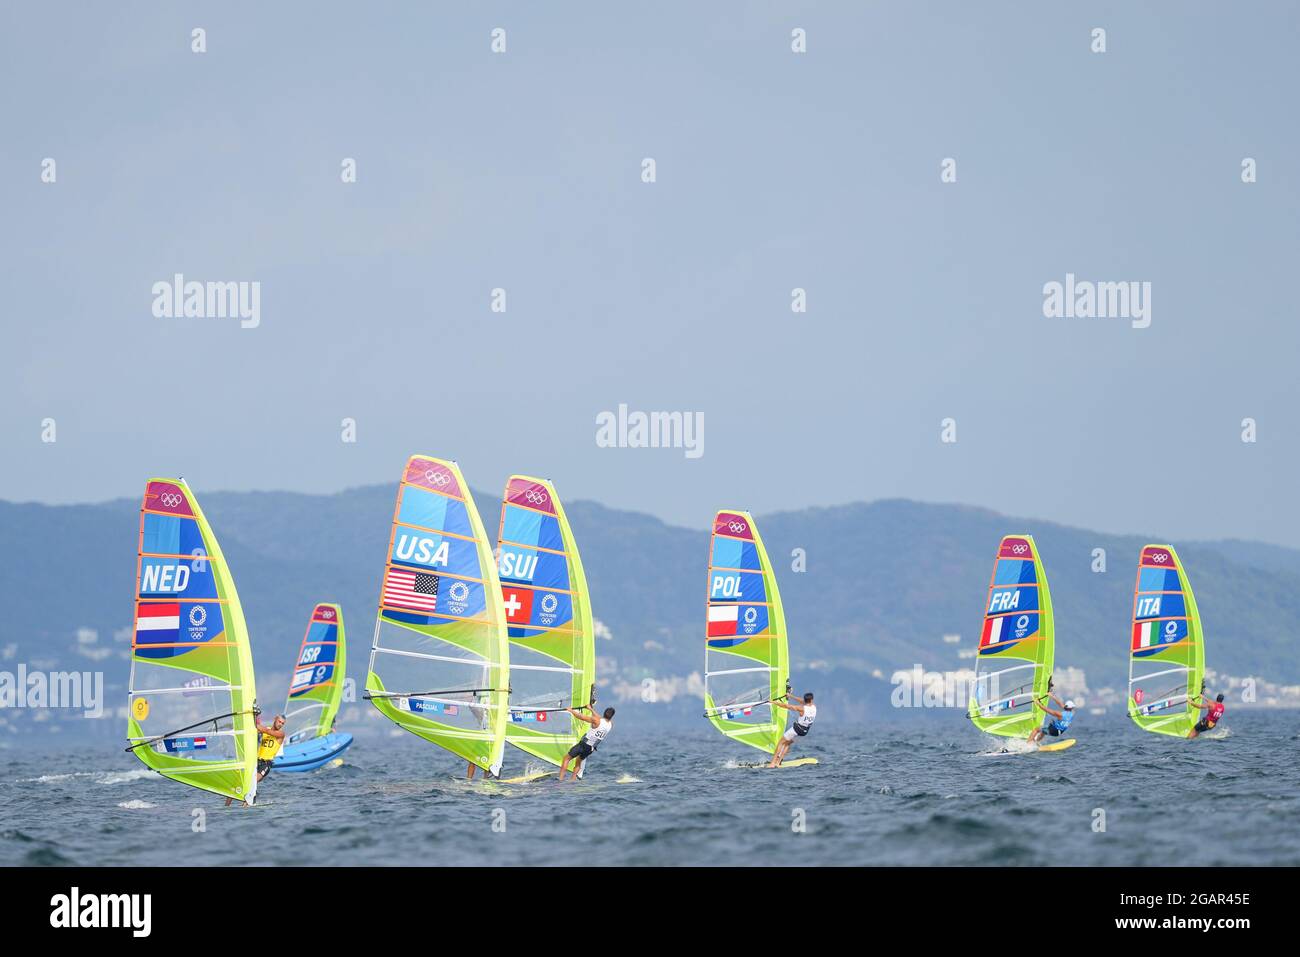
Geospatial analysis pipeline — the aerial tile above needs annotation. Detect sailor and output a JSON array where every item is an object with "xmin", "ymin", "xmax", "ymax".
[
  {"xmin": 1029, "ymin": 694, "xmax": 1074, "ymax": 744},
  {"xmin": 465, "ymin": 690, "xmax": 495, "ymax": 781},
  {"xmin": 769, "ymin": 691, "xmax": 816, "ymax": 767},
  {"xmin": 225, "ymin": 712, "xmax": 285, "ymax": 806},
  {"xmin": 1188, "ymin": 689, "xmax": 1226, "ymax": 739},
  {"xmin": 558, "ymin": 706, "xmax": 615, "ymax": 781}
]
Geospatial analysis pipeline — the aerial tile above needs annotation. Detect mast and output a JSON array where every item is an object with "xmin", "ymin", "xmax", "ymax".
[
  {"xmin": 967, "ymin": 535, "xmax": 1055, "ymax": 739},
  {"xmin": 281, "ymin": 603, "xmax": 345, "ymax": 745},
  {"xmin": 1128, "ymin": 544, "xmax": 1205, "ymax": 737},
  {"xmin": 703, "ymin": 510, "xmax": 789, "ymax": 755},
  {"xmin": 497, "ymin": 476, "xmax": 597, "ymax": 768},
  {"xmin": 364, "ymin": 456, "xmax": 510, "ymax": 775},
  {"xmin": 126, "ymin": 478, "xmax": 259, "ymax": 803}
]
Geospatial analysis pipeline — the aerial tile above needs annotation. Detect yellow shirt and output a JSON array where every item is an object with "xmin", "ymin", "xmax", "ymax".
[{"xmin": 257, "ymin": 730, "xmax": 282, "ymax": 761}]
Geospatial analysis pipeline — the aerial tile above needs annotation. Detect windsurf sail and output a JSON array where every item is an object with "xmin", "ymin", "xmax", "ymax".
[
  {"xmin": 496, "ymin": 476, "xmax": 597, "ymax": 767},
  {"xmin": 125, "ymin": 479, "xmax": 259, "ymax": 803},
  {"xmin": 364, "ymin": 456, "xmax": 510, "ymax": 775},
  {"xmin": 281, "ymin": 603, "xmax": 346, "ymax": 746},
  {"xmin": 967, "ymin": 535, "xmax": 1056, "ymax": 738},
  {"xmin": 1128, "ymin": 544, "xmax": 1205, "ymax": 736},
  {"xmin": 704, "ymin": 510, "xmax": 789, "ymax": 755}
]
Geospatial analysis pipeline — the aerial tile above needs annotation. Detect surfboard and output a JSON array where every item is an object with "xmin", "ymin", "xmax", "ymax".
[
  {"xmin": 737, "ymin": 757, "xmax": 820, "ymax": 769},
  {"xmin": 273, "ymin": 731, "xmax": 353, "ymax": 772},
  {"xmin": 499, "ymin": 769, "xmax": 559, "ymax": 784},
  {"xmin": 979, "ymin": 739, "xmax": 1073, "ymax": 756}
]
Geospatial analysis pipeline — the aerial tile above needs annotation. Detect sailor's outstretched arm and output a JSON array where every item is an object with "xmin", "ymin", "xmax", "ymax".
[{"xmin": 566, "ymin": 707, "xmax": 599, "ymax": 727}]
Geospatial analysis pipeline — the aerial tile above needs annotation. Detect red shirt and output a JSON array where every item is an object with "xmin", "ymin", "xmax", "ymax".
[{"xmin": 1207, "ymin": 701, "xmax": 1225, "ymax": 723}]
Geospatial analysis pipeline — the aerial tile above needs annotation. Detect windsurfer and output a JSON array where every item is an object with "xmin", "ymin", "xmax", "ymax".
[
  {"xmin": 225, "ymin": 712, "xmax": 285, "ymax": 806},
  {"xmin": 558, "ymin": 706, "xmax": 614, "ymax": 780},
  {"xmin": 465, "ymin": 690, "xmax": 494, "ymax": 781},
  {"xmin": 1188, "ymin": 690, "xmax": 1226, "ymax": 738},
  {"xmin": 1029, "ymin": 695, "xmax": 1073, "ymax": 744},
  {"xmin": 769, "ymin": 692, "xmax": 816, "ymax": 767}
]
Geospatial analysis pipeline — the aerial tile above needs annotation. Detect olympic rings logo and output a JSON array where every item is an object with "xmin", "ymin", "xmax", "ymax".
[
  {"xmin": 1151, "ymin": 552, "xmax": 1168, "ymax": 564},
  {"xmin": 524, "ymin": 489, "xmax": 548, "ymax": 505},
  {"xmin": 424, "ymin": 469, "xmax": 451, "ymax": 487},
  {"xmin": 727, "ymin": 521, "xmax": 747, "ymax": 533},
  {"xmin": 159, "ymin": 492, "xmax": 183, "ymax": 508},
  {"xmin": 321, "ymin": 609, "xmax": 334, "ymax": 619},
  {"xmin": 1011, "ymin": 543, "xmax": 1027, "ymax": 555}
]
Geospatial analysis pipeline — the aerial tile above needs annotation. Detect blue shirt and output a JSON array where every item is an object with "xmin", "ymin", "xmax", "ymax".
[{"xmin": 1051, "ymin": 709, "xmax": 1074, "ymax": 732}]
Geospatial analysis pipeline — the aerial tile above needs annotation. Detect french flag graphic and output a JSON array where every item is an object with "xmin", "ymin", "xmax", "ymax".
[{"xmin": 980, "ymin": 615, "xmax": 1005, "ymax": 648}]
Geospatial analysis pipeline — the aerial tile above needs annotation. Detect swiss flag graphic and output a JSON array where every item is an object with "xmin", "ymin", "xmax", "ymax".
[{"xmin": 502, "ymin": 588, "xmax": 534, "ymax": 624}]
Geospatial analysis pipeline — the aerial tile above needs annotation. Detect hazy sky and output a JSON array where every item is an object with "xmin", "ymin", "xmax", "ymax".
[{"xmin": 4, "ymin": 3, "xmax": 1298, "ymax": 545}]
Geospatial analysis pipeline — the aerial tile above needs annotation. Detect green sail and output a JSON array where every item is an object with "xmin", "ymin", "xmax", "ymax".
[
  {"xmin": 281, "ymin": 603, "xmax": 346, "ymax": 745},
  {"xmin": 1128, "ymin": 544, "xmax": 1206, "ymax": 737},
  {"xmin": 496, "ymin": 476, "xmax": 597, "ymax": 769},
  {"xmin": 704, "ymin": 510, "xmax": 789, "ymax": 755},
  {"xmin": 967, "ymin": 535, "xmax": 1056, "ymax": 738},
  {"xmin": 126, "ymin": 479, "xmax": 259, "ymax": 803},
  {"xmin": 365, "ymin": 456, "xmax": 510, "ymax": 775}
]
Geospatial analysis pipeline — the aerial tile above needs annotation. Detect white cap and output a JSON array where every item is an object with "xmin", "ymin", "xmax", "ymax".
[{"xmin": 1065, "ymin": 699, "xmax": 1076, "ymax": 709}]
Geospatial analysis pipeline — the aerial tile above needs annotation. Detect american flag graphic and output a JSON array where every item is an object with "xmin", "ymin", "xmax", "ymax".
[{"xmin": 383, "ymin": 569, "xmax": 439, "ymax": 611}]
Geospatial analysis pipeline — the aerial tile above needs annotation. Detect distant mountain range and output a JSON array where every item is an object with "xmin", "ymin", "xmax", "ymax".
[{"xmin": 2, "ymin": 487, "xmax": 1298, "ymax": 744}]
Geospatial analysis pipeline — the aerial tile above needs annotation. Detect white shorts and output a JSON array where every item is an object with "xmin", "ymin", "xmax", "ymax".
[{"xmin": 782, "ymin": 727, "xmax": 798, "ymax": 743}]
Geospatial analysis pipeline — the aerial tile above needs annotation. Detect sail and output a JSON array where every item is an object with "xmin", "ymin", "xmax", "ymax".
[
  {"xmin": 126, "ymin": 479, "xmax": 259, "ymax": 803},
  {"xmin": 281, "ymin": 603, "xmax": 346, "ymax": 746},
  {"xmin": 1128, "ymin": 544, "xmax": 1205, "ymax": 737},
  {"xmin": 704, "ymin": 510, "xmax": 789, "ymax": 755},
  {"xmin": 365, "ymin": 456, "xmax": 510, "ymax": 775},
  {"xmin": 967, "ymin": 535, "xmax": 1056, "ymax": 738},
  {"xmin": 496, "ymin": 476, "xmax": 597, "ymax": 767}
]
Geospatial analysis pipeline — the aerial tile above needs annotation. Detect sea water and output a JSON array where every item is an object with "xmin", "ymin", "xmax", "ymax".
[{"xmin": 2, "ymin": 712, "xmax": 1296, "ymax": 866}]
